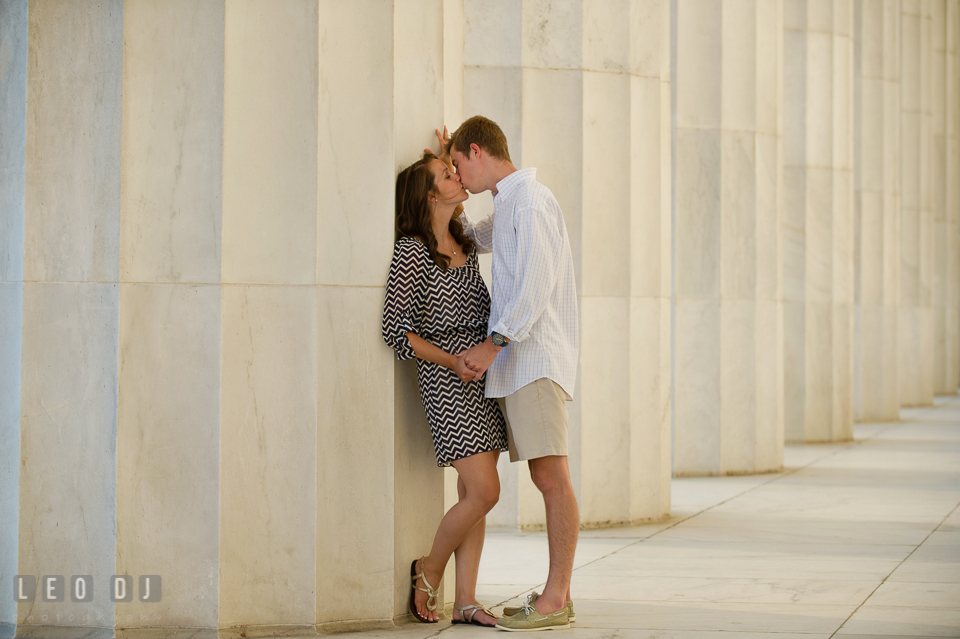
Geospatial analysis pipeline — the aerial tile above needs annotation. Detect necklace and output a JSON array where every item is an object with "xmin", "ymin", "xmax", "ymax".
[{"xmin": 438, "ymin": 236, "xmax": 458, "ymax": 256}]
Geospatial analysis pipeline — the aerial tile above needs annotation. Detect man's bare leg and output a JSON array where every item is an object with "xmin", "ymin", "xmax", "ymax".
[{"xmin": 527, "ymin": 455, "xmax": 578, "ymax": 615}]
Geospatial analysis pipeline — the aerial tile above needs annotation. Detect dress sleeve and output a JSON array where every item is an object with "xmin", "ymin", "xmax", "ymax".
[{"xmin": 382, "ymin": 239, "xmax": 425, "ymax": 360}]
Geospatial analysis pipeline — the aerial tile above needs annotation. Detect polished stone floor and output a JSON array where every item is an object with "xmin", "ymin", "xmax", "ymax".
[{"xmin": 338, "ymin": 394, "xmax": 960, "ymax": 638}]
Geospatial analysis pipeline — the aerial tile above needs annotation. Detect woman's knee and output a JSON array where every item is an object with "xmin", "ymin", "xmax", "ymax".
[{"xmin": 474, "ymin": 478, "xmax": 500, "ymax": 512}]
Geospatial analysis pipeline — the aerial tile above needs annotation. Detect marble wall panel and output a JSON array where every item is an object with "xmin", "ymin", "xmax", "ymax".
[
  {"xmin": 222, "ymin": 0, "xmax": 318, "ymax": 286},
  {"xmin": 721, "ymin": 0, "xmax": 757, "ymax": 132},
  {"xmin": 24, "ymin": 1, "xmax": 122, "ymax": 283},
  {"xmin": 832, "ymin": 303, "xmax": 854, "ymax": 438},
  {"xmin": 582, "ymin": 71, "xmax": 630, "ymax": 298},
  {"xmin": 0, "ymin": 284, "xmax": 22, "ymax": 634},
  {"xmin": 629, "ymin": 297, "xmax": 671, "ymax": 519},
  {"xmin": 673, "ymin": 299, "xmax": 721, "ymax": 476},
  {"xmin": 0, "ymin": 0, "xmax": 26, "ymax": 283},
  {"xmin": 721, "ymin": 130, "xmax": 758, "ymax": 301},
  {"xmin": 675, "ymin": 128, "xmax": 722, "ymax": 300},
  {"xmin": 675, "ymin": 0, "xmax": 721, "ymax": 130},
  {"xmin": 317, "ymin": 1, "xmax": 393, "ymax": 288},
  {"xmin": 583, "ymin": 0, "xmax": 629, "ymax": 73},
  {"xmin": 783, "ymin": 300, "xmax": 806, "ymax": 441},
  {"xmin": 756, "ymin": 134, "xmax": 781, "ymax": 302},
  {"xmin": 464, "ymin": 0, "xmax": 521, "ymax": 67},
  {"xmin": 18, "ymin": 283, "xmax": 118, "ymax": 632},
  {"xmin": 580, "ymin": 297, "xmax": 630, "ymax": 524},
  {"xmin": 316, "ymin": 286, "xmax": 396, "ymax": 627},
  {"xmin": 116, "ymin": 284, "xmax": 219, "ymax": 630},
  {"xmin": 804, "ymin": 300, "xmax": 834, "ymax": 440},
  {"xmin": 521, "ymin": 68, "xmax": 584, "ymax": 281},
  {"xmin": 755, "ymin": 299, "xmax": 784, "ymax": 469},
  {"xmin": 630, "ymin": 0, "xmax": 664, "ymax": 78},
  {"xmin": 522, "ymin": 0, "xmax": 582, "ymax": 70},
  {"xmin": 0, "ymin": 5, "xmax": 26, "ymax": 630},
  {"xmin": 720, "ymin": 300, "xmax": 757, "ymax": 472},
  {"xmin": 630, "ymin": 75, "xmax": 665, "ymax": 299},
  {"xmin": 220, "ymin": 287, "xmax": 316, "ymax": 633},
  {"xmin": 121, "ymin": 0, "xmax": 224, "ymax": 285}
]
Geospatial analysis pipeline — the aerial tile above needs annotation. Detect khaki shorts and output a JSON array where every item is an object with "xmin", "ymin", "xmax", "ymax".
[{"xmin": 497, "ymin": 378, "xmax": 571, "ymax": 462}]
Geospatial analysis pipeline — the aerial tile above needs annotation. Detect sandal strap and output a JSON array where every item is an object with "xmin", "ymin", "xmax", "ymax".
[
  {"xmin": 455, "ymin": 603, "xmax": 495, "ymax": 623},
  {"xmin": 411, "ymin": 556, "xmax": 439, "ymax": 611}
]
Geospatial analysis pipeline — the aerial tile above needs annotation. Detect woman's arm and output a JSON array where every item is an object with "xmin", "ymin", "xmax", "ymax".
[{"xmin": 406, "ymin": 331, "xmax": 477, "ymax": 382}]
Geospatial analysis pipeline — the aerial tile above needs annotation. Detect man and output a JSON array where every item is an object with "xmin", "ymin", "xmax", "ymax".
[{"xmin": 442, "ymin": 116, "xmax": 580, "ymax": 632}]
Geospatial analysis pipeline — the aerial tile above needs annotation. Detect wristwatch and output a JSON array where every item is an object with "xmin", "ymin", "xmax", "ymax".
[{"xmin": 491, "ymin": 332, "xmax": 508, "ymax": 347}]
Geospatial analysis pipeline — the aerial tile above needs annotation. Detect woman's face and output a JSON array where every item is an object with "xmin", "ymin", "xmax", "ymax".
[{"xmin": 429, "ymin": 158, "xmax": 468, "ymax": 208}]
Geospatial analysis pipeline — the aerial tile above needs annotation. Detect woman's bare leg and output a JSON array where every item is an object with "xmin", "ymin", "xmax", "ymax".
[
  {"xmin": 413, "ymin": 450, "xmax": 500, "ymax": 622},
  {"xmin": 451, "ymin": 451, "xmax": 500, "ymax": 626}
]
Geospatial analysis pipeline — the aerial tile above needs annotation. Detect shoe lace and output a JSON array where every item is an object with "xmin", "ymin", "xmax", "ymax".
[{"xmin": 521, "ymin": 591, "xmax": 539, "ymax": 615}]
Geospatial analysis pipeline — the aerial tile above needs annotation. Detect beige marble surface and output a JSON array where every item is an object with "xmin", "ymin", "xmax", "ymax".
[
  {"xmin": 117, "ymin": 284, "xmax": 220, "ymax": 629},
  {"xmin": 220, "ymin": 286, "xmax": 317, "ymax": 629},
  {"xmin": 121, "ymin": 0, "xmax": 224, "ymax": 285},
  {"xmin": 0, "ymin": 0, "xmax": 26, "ymax": 284},
  {"xmin": 18, "ymin": 283, "xmax": 119, "ymax": 631},
  {"xmin": 222, "ymin": 0, "xmax": 318, "ymax": 286},
  {"xmin": 24, "ymin": 0, "xmax": 122, "ymax": 284}
]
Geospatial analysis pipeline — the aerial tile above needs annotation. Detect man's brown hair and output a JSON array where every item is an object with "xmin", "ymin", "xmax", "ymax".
[{"xmin": 448, "ymin": 115, "xmax": 512, "ymax": 163}]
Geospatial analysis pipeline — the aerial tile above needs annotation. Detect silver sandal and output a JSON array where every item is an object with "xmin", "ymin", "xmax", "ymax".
[
  {"xmin": 453, "ymin": 603, "xmax": 498, "ymax": 627},
  {"xmin": 409, "ymin": 556, "xmax": 439, "ymax": 623}
]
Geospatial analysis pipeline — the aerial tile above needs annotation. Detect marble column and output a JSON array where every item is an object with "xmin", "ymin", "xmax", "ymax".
[
  {"xmin": 854, "ymin": 0, "xmax": 901, "ymax": 422},
  {"xmin": 947, "ymin": 1, "xmax": 960, "ymax": 394},
  {"xmin": 932, "ymin": 0, "xmax": 949, "ymax": 394},
  {"xmin": 219, "ymin": 2, "xmax": 318, "ymax": 636},
  {"xmin": 18, "ymin": 2, "xmax": 123, "ymax": 636},
  {"xmin": 0, "ymin": 2, "xmax": 27, "ymax": 635},
  {"xmin": 673, "ymin": 0, "xmax": 784, "ymax": 475},
  {"xmin": 465, "ymin": 0, "xmax": 673, "ymax": 528},
  {"xmin": 117, "ymin": 0, "xmax": 224, "ymax": 635},
  {"xmin": 933, "ymin": 0, "xmax": 960, "ymax": 395},
  {"xmin": 900, "ymin": 0, "xmax": 936, "ymax": 406},
  {"xmin": 783, "ymin": 0, "xmax": 856, "ymax": 442}
]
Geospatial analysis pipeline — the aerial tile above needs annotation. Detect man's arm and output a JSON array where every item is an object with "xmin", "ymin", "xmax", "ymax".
[
  {"xmin": 463, "ymin": 198, "xmax": 564, "ymax": 374},
  {"xmin": 460, "ymin": 211, "xmax": 494, "ymax": 253}
]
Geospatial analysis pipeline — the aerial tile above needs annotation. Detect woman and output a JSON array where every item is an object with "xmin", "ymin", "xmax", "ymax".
[{"xmin": 382, "ymin": 152, "xmax": 506, "ymax": 627}]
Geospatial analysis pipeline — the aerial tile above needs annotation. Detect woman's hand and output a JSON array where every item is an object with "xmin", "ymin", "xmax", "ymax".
[
  {"xmin": 453, "ymin": 352, "xmax": 477, "ymax": 383},
  {"xmin": 424, "ymin": 126, "xmax": 452, "ymax": 163}
]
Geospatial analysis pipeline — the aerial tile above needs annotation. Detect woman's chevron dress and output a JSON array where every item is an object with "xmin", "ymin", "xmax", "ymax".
[{"xmin": 382, "ymin": 236, "xmax": 508, "ymax": 467}]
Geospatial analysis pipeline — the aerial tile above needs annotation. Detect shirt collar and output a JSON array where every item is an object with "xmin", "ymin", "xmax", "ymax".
[{"xmin": 494, "ymin": 167, "xmax": 536, "ymax": 202}]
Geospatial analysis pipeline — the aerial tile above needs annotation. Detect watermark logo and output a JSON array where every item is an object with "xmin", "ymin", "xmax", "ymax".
[{"xmin": 14, "ymin": 575, "xmax": 161, "ymax": 603}]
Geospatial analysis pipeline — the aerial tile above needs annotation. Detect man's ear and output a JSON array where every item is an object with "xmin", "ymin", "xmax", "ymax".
[{"xmin": 470, "ymin": 142, "xmax": 482, "ymax": 159}]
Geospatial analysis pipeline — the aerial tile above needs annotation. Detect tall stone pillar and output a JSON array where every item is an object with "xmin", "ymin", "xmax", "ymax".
[
  {"xmin": 465, "ymin": 0, "xmax": 673, "ymax": 528},
  {"xmin": 900, "ymin": 0, "xmax": 936, "ymax": 406},
  {"xmin": 947, "ymin": 0, "xmax": 960, "ymax": 393},
  {"xmin": 673, "ymin": 0, "xmax": 784, "ymax": 475},
  {"xmin": 0, "ymin": 1, "xmax": 27, "ymax": 636},
  {"xmin": 854, "ymin": 0, "xmax": 901, "ymax": 422},
  {"xmin": 933, "ymin": 0, "xmax": 960, "ymax": 395},
  {"xmin": 116, "ymin": 2, "xmax": 224, "ymax": 635},
  {"xmin": 782, "ymin": 0, "xmax": 855, "ymax": 442},
  {"xmin": 18, "ymin": 2, "xmax": 123, "ymax": 636},
  {"xmin": 219, "ymin": 2, "xmax": 319, "ymax": 636}
]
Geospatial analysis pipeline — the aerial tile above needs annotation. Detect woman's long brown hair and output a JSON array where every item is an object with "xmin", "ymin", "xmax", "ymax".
[{"xmin": 395, "ymin": 153, "xmax": 475, "ymax": 271}]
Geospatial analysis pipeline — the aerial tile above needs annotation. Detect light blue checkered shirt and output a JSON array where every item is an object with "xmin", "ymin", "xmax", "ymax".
[{"xmin": 461, "ymin": 168, "xmax": 579, "ymax": 399}]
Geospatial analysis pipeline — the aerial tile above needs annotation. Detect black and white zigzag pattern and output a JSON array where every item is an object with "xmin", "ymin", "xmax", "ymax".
[{"xmin": 382, "ymin": 237, "xmax": 508, "ymax": 466}]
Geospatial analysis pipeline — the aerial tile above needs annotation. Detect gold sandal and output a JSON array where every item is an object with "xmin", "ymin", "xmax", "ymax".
[{"xmin": 409, "ymin": 556, "xmax": 439, "ymax": 623}]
